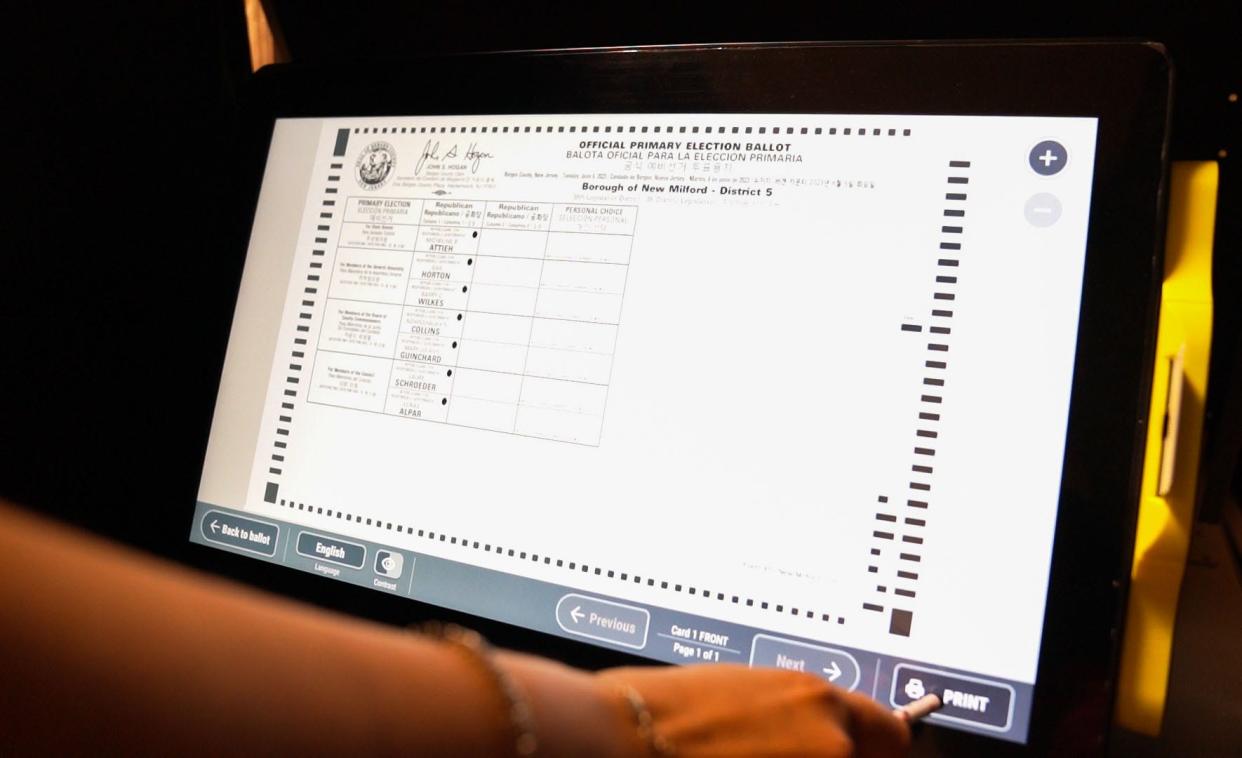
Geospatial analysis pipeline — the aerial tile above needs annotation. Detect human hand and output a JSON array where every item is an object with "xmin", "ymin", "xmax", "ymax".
[{"xmin": 598, "ymin": 663, "xmax": 910, "ymax": 757}]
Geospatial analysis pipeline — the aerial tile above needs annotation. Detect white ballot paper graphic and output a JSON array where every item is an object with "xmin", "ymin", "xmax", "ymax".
[{"xmin": 200, "ymin": 113, "xmax": 1097, "ymax": 694}]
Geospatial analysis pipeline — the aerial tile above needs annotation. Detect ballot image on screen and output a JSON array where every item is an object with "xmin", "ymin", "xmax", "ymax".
[{"xmin": 193, "ymin": 112, "xmax": 1097, "ymax": 743}]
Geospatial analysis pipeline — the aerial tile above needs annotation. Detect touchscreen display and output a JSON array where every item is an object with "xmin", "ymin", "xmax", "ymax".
[{"xmin": 193, "ymin": 113, "xmax": 1098, "ymax": 743}]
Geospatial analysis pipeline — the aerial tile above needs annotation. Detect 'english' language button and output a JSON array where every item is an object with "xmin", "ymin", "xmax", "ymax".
[{"xmin": 295, "ymin": 531, "xmax": 366, "ymax": 569}]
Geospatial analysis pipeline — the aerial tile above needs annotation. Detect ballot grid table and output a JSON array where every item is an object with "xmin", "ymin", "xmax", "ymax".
[{"xmin": 307, "ymin": 197, "xmax": 638, "ymax": 446}]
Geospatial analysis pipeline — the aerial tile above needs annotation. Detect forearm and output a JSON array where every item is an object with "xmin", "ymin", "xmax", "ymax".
[{"xmin": 0, "ymin": 501, "xmax": 645, "ymax": 756}]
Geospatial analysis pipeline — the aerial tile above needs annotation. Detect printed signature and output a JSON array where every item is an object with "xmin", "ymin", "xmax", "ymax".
[{"xmin": 415, "ymin": 139, "xmax": 493, "ymax": 175}]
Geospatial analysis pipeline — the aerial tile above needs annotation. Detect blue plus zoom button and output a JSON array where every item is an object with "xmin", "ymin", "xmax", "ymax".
[
  {"xmin": 295, "ymin": 531, "xmax": 366, "ymax": 569},
  {"xmin": 1029, "ymin": 139, "xmax": 1068, "ymax": 176},
  {"xmin": 200, "ymin": 510, "xmax": 279, "ymax": 557}
]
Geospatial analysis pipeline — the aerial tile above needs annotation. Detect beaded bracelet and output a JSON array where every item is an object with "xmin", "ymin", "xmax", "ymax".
[
  {"xmin": 417, "ymin": 621, "xmax": 538, "ymax": 756},
  {"xmin": 419, "ymin": 621, "xmax": 672, "ymax": 756},
  {"xmin": 617, "ymin": 683, "xmax": 673, "ymax": 756}
]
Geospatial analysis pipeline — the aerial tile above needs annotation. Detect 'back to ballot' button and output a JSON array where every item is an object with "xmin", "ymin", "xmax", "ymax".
[
  {"xmin": 200, "ymin": 510, "xmax": 279, "ymax": 557},
  {"xmin": 890, "ymin": 663, "xmax": 1015, "ymax": 731}
]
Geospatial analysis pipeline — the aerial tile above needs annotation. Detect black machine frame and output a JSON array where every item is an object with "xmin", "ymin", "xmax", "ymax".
[{"xmin": 182, "ymin": 41, "xmax": 1172, "ymax": 754}]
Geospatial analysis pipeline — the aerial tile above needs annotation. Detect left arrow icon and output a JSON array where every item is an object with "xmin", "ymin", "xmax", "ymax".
[{"xmin": 210, "ymin": 519, "xmax": 220, "ymax": 534}]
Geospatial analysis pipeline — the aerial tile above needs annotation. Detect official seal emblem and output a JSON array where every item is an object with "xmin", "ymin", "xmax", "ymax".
[{"xmin": 356, "ymin": 141, "xmax": 395, "ymax": 189}]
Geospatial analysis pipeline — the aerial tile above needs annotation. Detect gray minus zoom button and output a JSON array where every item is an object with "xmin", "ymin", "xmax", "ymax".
[
  {"xmin": 200, "ymin": 510, "xmax": 279, "ymax": 557},
  {"xmin": 749, "ymin": 634, "xmax": 862, "ymax": 691},
  {"xmin": 555, "ymin": 594, "xmax": 650, "ymax": 650},
  {"xmin": 295, "ymin": 531, "xmax": 366, "ymax": 569}
]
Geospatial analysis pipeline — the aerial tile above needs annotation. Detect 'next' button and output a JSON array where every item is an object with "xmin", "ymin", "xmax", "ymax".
[{"xmin": 749, "ymin": 634, "xmax": 862, "ymax": 691}]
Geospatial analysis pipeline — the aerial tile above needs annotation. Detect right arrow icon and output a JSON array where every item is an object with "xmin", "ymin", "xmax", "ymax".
[{"xmin": 823, "ymin": 661, "xmax": 842, "ymax": 682}]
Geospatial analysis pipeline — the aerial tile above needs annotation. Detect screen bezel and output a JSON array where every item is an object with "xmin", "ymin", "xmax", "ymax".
[{"xmin": 179, "ymin": 41, "xmax": 1171, "ymax": 755}]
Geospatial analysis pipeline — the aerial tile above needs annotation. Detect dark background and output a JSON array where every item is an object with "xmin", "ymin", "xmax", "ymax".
[
  {"xmin": 3, "ymin": 1, "xmax": 1237, "ymax": 555},
  {"xmin": 1, "ymin": 3, "xmax": 1237, "ymax": 755}
]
